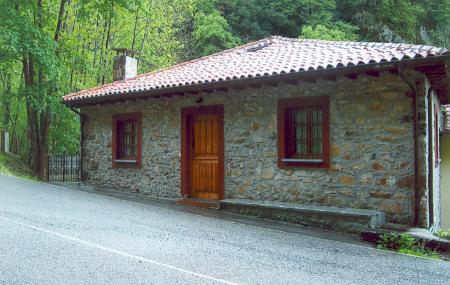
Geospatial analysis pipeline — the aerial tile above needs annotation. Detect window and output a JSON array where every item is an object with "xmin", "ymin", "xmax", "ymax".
[
  {"xmin": 278, "ymin": 96, "xmax": 330, "ymax": 168},
  {"xmin": 112, "ymin": 113, "xmax": 142, "ymax": 168}
]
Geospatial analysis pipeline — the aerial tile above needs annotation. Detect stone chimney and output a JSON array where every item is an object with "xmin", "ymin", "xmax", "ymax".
[{"xmin": 112, "ymin": 48, "xmax": 138, "ymax": 81}]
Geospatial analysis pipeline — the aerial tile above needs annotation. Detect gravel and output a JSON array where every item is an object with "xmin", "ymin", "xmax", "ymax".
[{"xmin": 0, "ymin": 174, "xmax": 449, "ymax": 285}]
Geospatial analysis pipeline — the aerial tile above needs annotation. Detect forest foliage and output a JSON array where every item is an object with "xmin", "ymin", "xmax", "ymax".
[{"xmin": 0, "ymin": 0, "xmax": 449, "ymax": 178}]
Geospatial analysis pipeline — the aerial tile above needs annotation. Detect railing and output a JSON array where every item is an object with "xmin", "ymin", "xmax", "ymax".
[{"xmin": 47, "ymin": 154, "xmax": 80, "ymax": 182}]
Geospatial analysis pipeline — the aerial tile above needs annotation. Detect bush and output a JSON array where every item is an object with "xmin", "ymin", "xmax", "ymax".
[
  {"xmin": 377, "ymin": 233, "xmax": 440, "ymax": 259},
  {"xmin": 437, "ymin": 229, "xmax": 450, "ymax": 240},
  {"xmin": 377, "ymin": 233, "xmax": 414, "ymax": 251}
]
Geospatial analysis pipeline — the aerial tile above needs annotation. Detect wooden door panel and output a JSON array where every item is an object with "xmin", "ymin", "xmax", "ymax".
[
  {"xmin": 191, "ymin": 160, "xmax": 218, "ymax": 199},
  {"xmin": 191, "ymin": 114, "xmax": 220, "ymax": 200}
]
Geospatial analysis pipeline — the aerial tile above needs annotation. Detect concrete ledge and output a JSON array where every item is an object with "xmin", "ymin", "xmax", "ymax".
[{"xmin": 219, "ymin": 199, "xmax": 385, "ymax": 233}]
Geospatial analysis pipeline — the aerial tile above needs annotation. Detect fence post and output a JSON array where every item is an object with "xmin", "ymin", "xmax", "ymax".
[
  {"xmin": 62, "ymin": 152, "xmax": 66, "ymax": 183},
  {"xmin": 77, "ymin": 154, "xmax": 81, "ymax": 182},
  {"xmin": 47, "ymin": 155, "xmax": 50, "ymax": 182}
]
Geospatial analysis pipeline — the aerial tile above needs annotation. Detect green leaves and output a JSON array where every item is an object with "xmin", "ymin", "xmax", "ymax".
[
  {"xmin": 0, "ymin": 2, "xmax": 57, "ymax": 70},
  {"xmin": 377, "ymin": 233, "xmax": 440, "ymax": 259},
  {"xmin": 300, "ymin": 23, "xmax": 358, "ymax": 41},
  {"xmin": 336, "ymin": 0, "xmax": 449, "ymax": 47},
  {"xmin": 0, "ymin": 0, "xmax": 448, "ymax": 160},
  {"xmin": 192, "ymin": 11, "xmax": 241, "ymax": 56}
]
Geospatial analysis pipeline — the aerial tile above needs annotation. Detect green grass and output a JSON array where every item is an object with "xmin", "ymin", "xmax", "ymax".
[{"xmin": 0, "ymin": 152, "xmax": 37, "ymax": 180}]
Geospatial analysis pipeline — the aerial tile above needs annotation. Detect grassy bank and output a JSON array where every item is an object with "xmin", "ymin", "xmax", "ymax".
[{"xmin": 0, "ymin": 152, "xmax": 36, "ymax": 180}]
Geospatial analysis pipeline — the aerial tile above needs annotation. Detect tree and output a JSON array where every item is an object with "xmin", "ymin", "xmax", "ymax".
[
  {"xmin": 0, "ymin": 0, "xmax": 63, "ymax": 177},
  {"xmin": 300, "ymin": 23, "xmax": 358, "ymax": 41},
  {"xmin": 336, "ymin": 0, "xmax": 424, "ymax": 43},
  {"xmin": 0, "ymin": 0, "xmax": 448, "ymax": 179},
  {"xmin": 192, "ymin": 10, "xmax": 241, "ymax": 56}
]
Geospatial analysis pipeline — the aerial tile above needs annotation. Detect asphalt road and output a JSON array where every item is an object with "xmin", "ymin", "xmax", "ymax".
[{"xmin": 0, "ymin": 174, "xmax": 449, "ymax": 285}]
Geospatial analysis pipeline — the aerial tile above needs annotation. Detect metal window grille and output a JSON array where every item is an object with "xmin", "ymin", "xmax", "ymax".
[
  {"xmin": 117, "ymin": 119, "xmax": 137, "ymax": 159},
  {"xmin": 290, "ymin": 107, "xmax": 323, "ymax": 160}
]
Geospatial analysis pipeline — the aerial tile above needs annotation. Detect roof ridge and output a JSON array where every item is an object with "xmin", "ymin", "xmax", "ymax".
[{"xmin": 272, "ymin": 36, "xmax": 448, "ymax": 53}]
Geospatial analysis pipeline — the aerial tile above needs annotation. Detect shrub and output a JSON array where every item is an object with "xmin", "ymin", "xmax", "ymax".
[
  {"xmin": 436, "ymin": 229, "xmax": 450, "ymax": 240},
  {"xmin": 377, "ymin": 233, "xmax": 440, "ymax": 259},
  {"xmin": 377, "ymin": 233, "xmax": 414, "ymax": 251}
]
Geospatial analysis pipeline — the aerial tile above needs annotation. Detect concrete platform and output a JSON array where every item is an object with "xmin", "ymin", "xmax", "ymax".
[{"xmin": 219, "ymin": 199, "xmax": 386, "ymax": 233}]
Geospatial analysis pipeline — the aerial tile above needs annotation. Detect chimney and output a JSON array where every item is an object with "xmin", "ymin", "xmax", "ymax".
[{"xmin": 112, "ymin": 48, "xmax": 138, "ymax": 81}]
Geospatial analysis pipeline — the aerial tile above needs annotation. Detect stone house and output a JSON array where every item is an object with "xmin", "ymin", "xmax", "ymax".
[{"xmin": 63, "ymin": 37, "xmax": 449, "ymax": 230}]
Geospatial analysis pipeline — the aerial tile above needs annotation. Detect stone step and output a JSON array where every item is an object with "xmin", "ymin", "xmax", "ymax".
[
  {"xmin": 219, "ymin": 199, "xmax": 385, "ymax": 233},
  {"xmin": 176, "ymin": 198, "xmax": 220, "ymax": 209}
]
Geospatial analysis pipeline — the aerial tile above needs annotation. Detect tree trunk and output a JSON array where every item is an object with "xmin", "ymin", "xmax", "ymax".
[
  {"xmin": 38, "ymin": 111, "xmax": 50, "ymax": 180},
  {"xmin": 22, "ymin": 55, "xmax": 40, "ymax": 175},
  {"xmin": 101, "ymin": 13, "xmax": 113, "ymax": 84},
  {"xmin": 54, "ymin": 0, "xmax": 67, "ymax": 42},
  {"xmin": 131, "ymin": 9, "xmax": 139, "ymax": 50},
  {"xmin": 97, "ymin": 19, "xmax": 108, "ymax": 84},
  {"xmin": 139, "ymin": 20, "xmax": 149, "ymax": 56},
  {"xmin": 0, "ymin": 73, "xmax": 11, "ymax": 129}
]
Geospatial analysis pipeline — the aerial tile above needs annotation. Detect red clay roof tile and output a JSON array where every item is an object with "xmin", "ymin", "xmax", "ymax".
[{"xmin": 62, "ymin": 36, "xmax": 449, "ymax": 103}]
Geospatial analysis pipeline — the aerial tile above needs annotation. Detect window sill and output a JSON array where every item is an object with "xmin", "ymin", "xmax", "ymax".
[
  {"xmin": 112, "ymin": 159, "xmax": 141, "ymax": 169},
  {"xmin": 278, "ymin": 158, "xmax": 329, "ymax": 169},
  {"xmin": 281, "ymin": 158, "xmax": 323, "ymax": 163},
  {"xmin": 113, "ymin": 159, "xmax": 137, "ymax": 163}
]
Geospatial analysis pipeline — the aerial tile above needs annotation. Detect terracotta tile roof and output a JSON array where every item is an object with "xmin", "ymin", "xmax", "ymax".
[
  {"xmin": 63, "ymin": 36, "xmax": 449, "ymax": 104},
  {"xmin": 444, "ymin": 105, "xmax": 450, "ymax": 133}
]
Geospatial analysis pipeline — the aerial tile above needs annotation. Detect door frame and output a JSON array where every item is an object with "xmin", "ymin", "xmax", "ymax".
[{"xmin": 181, "ymin": 104, "xmax": 224, "ymax": 200}]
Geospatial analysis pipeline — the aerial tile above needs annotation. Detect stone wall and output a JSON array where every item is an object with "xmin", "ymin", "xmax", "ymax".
[{"xmin": 81, "ymin": 72, "xmax": 420, "ymax": 224}]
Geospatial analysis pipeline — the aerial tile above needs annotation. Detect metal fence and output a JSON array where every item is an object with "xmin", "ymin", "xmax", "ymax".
[{"xmin": 47, "ymin": 154, "xmax": 80, "ymax": 182}]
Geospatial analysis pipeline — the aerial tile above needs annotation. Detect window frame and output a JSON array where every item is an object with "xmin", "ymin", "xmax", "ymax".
[
  {"xmin": 112, "ymin": 112, "xmax": 142, "ymax": 169},
  {"xmin": 277, "ymin": 96, "xmax": 330, "ymax": 169}
]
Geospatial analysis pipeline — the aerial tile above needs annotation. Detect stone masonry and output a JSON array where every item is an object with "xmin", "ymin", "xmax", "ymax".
[{"xmin": 81, "ymin": 72, "xmax": 424, "ymax": 224}]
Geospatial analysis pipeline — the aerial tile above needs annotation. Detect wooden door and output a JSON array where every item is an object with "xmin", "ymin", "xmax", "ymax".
[{"xmin": 190, "ymin": 114, "xmax": 220, "ymax": 200}]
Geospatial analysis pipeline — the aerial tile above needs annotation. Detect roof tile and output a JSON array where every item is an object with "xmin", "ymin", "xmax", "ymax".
[{"xmin": 63, "ymin": 36, "xmax": 449, "ymax": 103}]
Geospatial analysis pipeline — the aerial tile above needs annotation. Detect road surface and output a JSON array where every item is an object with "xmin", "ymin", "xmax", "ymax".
[{"xmin": 0, "ymin": 174, "xmax": 449, "ymax": 285}]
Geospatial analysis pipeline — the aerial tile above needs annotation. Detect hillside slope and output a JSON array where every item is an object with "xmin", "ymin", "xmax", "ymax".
[{"xmin": 0, "ymin": 153, "xmax": 36, "ymax": 179}]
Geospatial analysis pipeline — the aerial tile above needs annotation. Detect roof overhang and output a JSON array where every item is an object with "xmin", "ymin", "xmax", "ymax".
[{"xmin": 63, "ymin": 55, "xmax": 449, "ymax": 108}]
